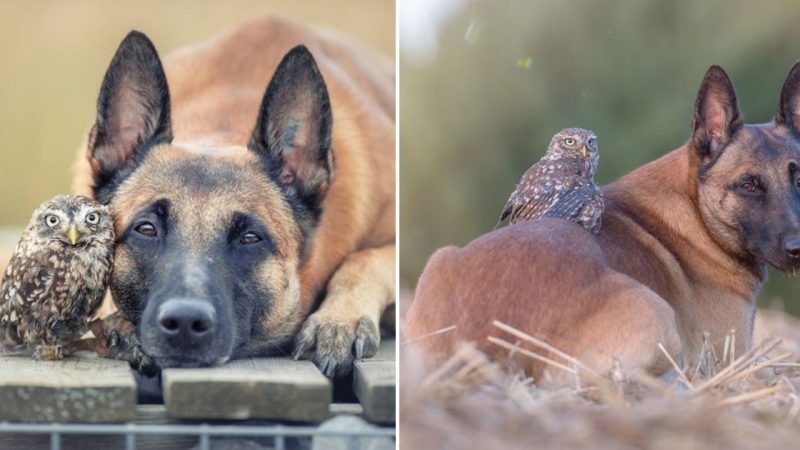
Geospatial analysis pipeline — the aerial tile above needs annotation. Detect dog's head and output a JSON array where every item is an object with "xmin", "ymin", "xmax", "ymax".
[
  {"xmin": 87, "ymin": 32, "xmax": 333, "ymax": 367},
  {"xmin": 691, "ymin": 63, "xmax": 800, "ymax": 272}
]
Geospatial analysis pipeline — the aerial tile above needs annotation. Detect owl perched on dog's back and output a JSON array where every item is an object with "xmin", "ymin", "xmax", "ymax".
[
  {"xmin": 0, "ymin": 195, "xmax": 114, "ymax": 359},
  {"xmin": 498, "ymin": 128, "xmax": 604, "ymax": 232}
]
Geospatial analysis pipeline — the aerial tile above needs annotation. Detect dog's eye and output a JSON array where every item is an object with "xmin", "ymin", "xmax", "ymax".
[
  {"xmin": 240, "ymin": 232, "xmax": 262, "ymax": 245},
  {"xmin": 740, "ymin": 181, "xmax": 757, "ymax": 193},
  {"xmin": 737, "ymin": 176, "xmax": 763, "ymax": 194},
  {"xmin": 135, "ymin": 222, "xmax": 157, "ymax": 237}
]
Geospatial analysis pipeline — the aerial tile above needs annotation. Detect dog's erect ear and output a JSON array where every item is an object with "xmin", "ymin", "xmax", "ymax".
[
  {"xmin": 248, "ymin": 45, "xmax": 334, "ymax": 215},
  {"xmin": 775, "ymin": 61, "xmax": 800, "ymax": 134},
  {"xmin": 691, "ymin": 65, "xmax": 743, "ymax": 162},
  {"xmin": 88, "ymin": 31, "xmax": 172, "ymax": 203}
]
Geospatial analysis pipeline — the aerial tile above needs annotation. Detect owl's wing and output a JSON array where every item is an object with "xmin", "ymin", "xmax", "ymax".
[
  {"xmin": 510, "ymin": 186, "xmax": 562, "ymax": 222},
  {"xmin": 497, "ymin": 188, "xmax": 517, "ymax": 225},
  {"xmin": 579, "ymin": 187, "xmax": 606, "ymax": 233},
  {"xmin": 499, "ymin": 163, "xmax": 555, "ymax": 225},
  {"xmin": 544, "ymin": 183, "xmax": 601, "ymax": 222},
  {"xmin": 0, "ymin": 250, "xmax": 54, "ymax": 322}
]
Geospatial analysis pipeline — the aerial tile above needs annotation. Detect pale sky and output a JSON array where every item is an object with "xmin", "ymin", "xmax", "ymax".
[{"xmin": 399, "ymin": 0, "xmax": 466, "ymax": 66}]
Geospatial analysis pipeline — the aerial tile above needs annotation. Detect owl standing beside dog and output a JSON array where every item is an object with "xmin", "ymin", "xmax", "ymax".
[{"xmin": 0, "ymin": 195, "xmax": 114, "ymax": 360}]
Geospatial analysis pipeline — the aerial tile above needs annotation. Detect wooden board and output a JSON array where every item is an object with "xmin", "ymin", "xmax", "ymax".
[
  {"xmin": 353, "ymin": 339, "xmax": 396, "ymax": 424},
  {"xmin": 0, "ymin": 353, "xmax": 136, "ymax": 423},
  {"xmin": 163, "ymin": 357, "xmax": 332, "ymax": 423}
]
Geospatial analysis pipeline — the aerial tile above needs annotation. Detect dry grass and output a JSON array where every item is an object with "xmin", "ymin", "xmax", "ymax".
[{"xmin": 400, "ymin": 309, "xmax": 800, "ymax": 450}]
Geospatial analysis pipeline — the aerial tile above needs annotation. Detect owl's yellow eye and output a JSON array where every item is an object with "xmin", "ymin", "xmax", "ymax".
[
  {"xmin": 45, "ymin": 215, "xmax": 60, "ymax": 227},
  {"xmin": 86, "ymin": 212, "xmax": 100, "ymax": 224},
  {"xmin": 564, "ymin": 138, "xmax": 576, "ymax": 146}
]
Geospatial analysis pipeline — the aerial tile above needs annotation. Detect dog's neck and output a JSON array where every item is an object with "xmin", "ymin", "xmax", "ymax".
[{"xmin": 600, "ymin": 145, "xmax": 764, "ymax": 358}]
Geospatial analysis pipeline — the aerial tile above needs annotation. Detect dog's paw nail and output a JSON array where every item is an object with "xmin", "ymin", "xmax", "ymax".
[
  {"xmin": 107, "ymin": 330, "xmax": 120, "ymax": 348},
  {"xmin": 141, "ymin": 361, "xmax": 159, "ymax": 377},
  {"xmin": 293, "ymin": 342, "xmax": 309, "ymax": 360},
  {"xmin": 355, "ymin": 337, "xmax": 366, "ymax": 359},
  {"xmin": 355, "ymin": 316, "xmax": 380, "ymax": 358},
  {"xmin": 316, "ymin": 356, "xmax": 333, "ymax": 378},
  {"xmin": 323, "ymin": 359, "xmax": 337, "ymax": 378}
]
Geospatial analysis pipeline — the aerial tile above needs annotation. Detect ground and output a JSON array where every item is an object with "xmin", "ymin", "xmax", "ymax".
[{"xmin": 399, "ymin": 288, "xmax": 800, "ymax": 450}]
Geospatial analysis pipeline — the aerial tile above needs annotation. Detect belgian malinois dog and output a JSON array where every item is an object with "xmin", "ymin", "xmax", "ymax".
[
  {"xmin": 405, "ymin": 63, "xmax": 800, "ymax": 385},
  {"xmin": 72, "ymin": 17, "xmax": 395, "ymax": 376}
]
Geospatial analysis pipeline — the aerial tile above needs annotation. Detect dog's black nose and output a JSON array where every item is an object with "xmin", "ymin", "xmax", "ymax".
[
  {"xmin": 157, "ymin": 298, "xmax": 216, "ymax": 345},
  {"xmin": 784, "ymin": 235, "xmax": 800, "ymax": 258}
]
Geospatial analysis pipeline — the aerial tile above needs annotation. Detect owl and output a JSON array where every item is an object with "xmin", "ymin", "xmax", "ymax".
[
  {"xmin": 0, "ymin": 195, "xmax": 114, "ymax": 360},
  {"xmin": 498, "ymin": 128, "xmax": 604, "ymax": 232}
]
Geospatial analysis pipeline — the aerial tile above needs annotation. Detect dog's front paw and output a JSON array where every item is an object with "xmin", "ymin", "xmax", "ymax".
[
  {"xmin": 91, "ymin": 315, "xmax": 159, "ymax": 377},
  {"xmin": 106, "ymin": 329, "xmax": 159, "ymax": 377},
  {"xmin": 293, "ymin": 312, "xmax": 380, "ymax": 378}
]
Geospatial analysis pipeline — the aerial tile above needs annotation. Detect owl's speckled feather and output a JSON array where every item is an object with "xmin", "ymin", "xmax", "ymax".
[
  {"xmin": 0, "ymin": 195, "xmax": 114, "ymax": 359},
  {"xmin": 499, "ymin": 128, "xmax": 605, "ymax": 232}
]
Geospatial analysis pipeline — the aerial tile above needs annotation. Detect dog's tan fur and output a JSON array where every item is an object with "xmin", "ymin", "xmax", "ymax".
[
  {"xmin": 73, "ymin": 17, "xmax": 395, "ymax": 368},
  {"xmin": 406, "ymin": 64, "xmax": 800, "ymax": 385}
]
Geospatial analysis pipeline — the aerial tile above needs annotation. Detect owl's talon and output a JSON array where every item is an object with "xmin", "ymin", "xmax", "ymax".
[{"xmin": 33, "ymin": 344, "xmax": 63, "ymax": 361}]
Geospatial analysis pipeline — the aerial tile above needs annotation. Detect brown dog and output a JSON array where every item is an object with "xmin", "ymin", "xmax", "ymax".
[
  {"xmin": 405, "ymin": 63, "xmax": 800, "ymax": 385},
  {"xmin": 72, "ymin": 17, "xmax": 395, "ymax": 376}
]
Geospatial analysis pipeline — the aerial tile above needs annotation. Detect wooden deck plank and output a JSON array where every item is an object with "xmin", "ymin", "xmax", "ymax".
[
  {"xmin": 353, "ymin": 339, "xmax": 396, "ymax": 424},
  {"xmin": 0, "ymin": 353, "xmax": 136, "ymax": 423},
  {"xmin": 163, "ymin": 357, "xmax": 332, "ymax": 423}
]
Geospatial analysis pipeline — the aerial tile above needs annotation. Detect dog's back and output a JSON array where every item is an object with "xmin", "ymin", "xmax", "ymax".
[
  {"xmin": 406, "ymin": 218, "xmax": 678, "ymax": 385},
  {"xmin": 163, "ymin": 17, "xmax": 394, "ymax": 141}
]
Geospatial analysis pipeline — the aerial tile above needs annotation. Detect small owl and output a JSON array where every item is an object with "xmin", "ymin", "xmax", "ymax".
[
  {"xmin": 0, "ymin": 195, "xmax": 114, "ymax": 360},
  {"xmin": 498, "ymin": 128, "xmax": 604, "ymax": 232}
]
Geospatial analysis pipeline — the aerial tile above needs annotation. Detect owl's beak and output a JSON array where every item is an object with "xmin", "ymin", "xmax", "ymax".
[
  {"xmin": 67, "ymin": 225, "xmax": 80, "ymax": 246},
  {"xmin": 580, "ymin": 146, "xmax": 588, "ymax": 158}
]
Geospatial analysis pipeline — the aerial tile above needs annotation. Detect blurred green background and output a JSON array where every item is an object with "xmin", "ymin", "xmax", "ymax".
[
  {"xmin": 0, "ymin": 0, "xmax": 394, "ymax": 227},
  {"xmin": 400, "ymin": 0, "xmax": 800, "ymax": 314}
]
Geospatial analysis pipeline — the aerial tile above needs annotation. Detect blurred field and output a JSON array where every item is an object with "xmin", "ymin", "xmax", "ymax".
[
  {"xmin": 0, "ymin": 0, "xmax": 394, "ymax": 227},
  {"xmin": 400, "ymin": 0, "xmax": 800, "ymax": 314},
  {"xmin": 400, "ymin": 308, "xmax": 800, "ymax": 450}
]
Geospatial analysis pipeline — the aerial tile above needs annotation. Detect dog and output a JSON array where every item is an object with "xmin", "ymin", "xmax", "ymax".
[
  {"xmin": 405, "ymin": 63, "xmax": 800, "ymax": 385},
  {"xmin": 72, "ymin": 17, "xmax": 395, "ymax": 376}
]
